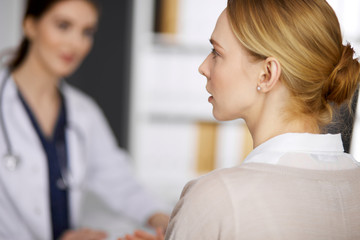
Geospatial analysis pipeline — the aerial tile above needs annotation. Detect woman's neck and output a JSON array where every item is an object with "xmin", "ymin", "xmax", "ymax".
[
  {"xmin": 12, "ymin": 54, "xmax": 60, "ymax": 104},
  {"xmin": 248, "ymin": 116, "xmax": 319, "ymax": 148},
  {"xmin": 11, "ymin": 54, "xmax": 62, "ymax": 138},
  {"xmin": 245, "ymin": 84, "xmax": 319, "ymax": 148}
]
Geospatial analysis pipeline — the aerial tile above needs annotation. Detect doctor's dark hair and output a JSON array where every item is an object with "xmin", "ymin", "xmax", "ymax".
[
  {"xmin": 8, "ymin": 0, "xmax": 101, "ymax": 71},
  {"xmin": 227, "ymin": 0, "xmax": 360, "ymax": 129}
]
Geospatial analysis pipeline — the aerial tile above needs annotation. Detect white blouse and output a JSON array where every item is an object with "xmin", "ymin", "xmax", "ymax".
[{"xmin": 243, "ymin": 133, "xmax": 359, "ymax": 170}]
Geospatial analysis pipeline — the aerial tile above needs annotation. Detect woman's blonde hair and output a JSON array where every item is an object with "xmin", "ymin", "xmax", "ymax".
[{"xmin": 227, "ymin": 0, "xmax": 360, "ymax": 128}]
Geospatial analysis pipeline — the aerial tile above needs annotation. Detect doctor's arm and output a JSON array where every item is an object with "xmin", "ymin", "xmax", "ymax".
[
  {"xmin": 82, "ymin": 100, "xmax": 169, "ymax": 229},
  {"xmin": 119, "ymin": 228, "xmax": 164, "ymax": 240},
  {"xmin": 60, "ymin": 228, "xmax": 107, "ymax": 240}
]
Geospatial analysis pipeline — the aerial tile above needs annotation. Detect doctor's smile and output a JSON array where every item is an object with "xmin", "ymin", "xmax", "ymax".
[{"xmin": 59, "ymin": 53, "xmax": 76, "ymax": 64}]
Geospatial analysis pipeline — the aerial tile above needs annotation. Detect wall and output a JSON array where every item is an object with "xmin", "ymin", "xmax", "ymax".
[
  {"xmin": 68, "ymin": 0, "xmax": 134, "ymax": 150},
  {"xmin": 130, "ymin": 0, "xmax": 244, "ymax": 206},
  {"xmin": 0, "ymin": 0, "xmax": 24, "ymax": 62}
]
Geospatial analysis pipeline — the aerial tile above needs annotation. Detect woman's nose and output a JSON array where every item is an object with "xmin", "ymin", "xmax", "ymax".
[
  {"xmin": 66, "ymin": 30, "xmax": 85, "ymax": 47},
  {"xmin": 198, "ymin": 55, "xmax": 210, "ymax": 78}
]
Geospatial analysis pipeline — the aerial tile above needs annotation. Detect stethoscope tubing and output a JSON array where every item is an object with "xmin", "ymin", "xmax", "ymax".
[
  {"xmin": 0, "ymin": 69, "xmax": 13, "ymax": 156},
  {"xmin": 0, "ymin": 69, "xmax": 81, "ymax": 189},
  {"xmin": 0, "ymin": 69, "xmax": 41, "ymax": 240}
]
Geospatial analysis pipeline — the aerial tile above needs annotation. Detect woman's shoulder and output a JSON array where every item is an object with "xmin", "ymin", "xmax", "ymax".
[
  {"xmin": 62, "ymin": 82, "xmax": 93, "ymax": 103},
  {"xmin": 167, "ymin": 168, "xmax": 241, "ymax": 239},
  {"xmin": 182, "ymin": 162, "xmax": 354, "ymax": 199},
  {"xmin": 189, "ymin": 164, "xmax": 279, "ymax": 184},
  {"xmin": 181, "ymin": 166, "xmax": 266, "ymax": 199},
  {"xmin": 167, "ymin": 165, "xmax": 277, "ymax": 239},
  {"xmin": 62, "ymin": 82, "xmax": 102, "ymax": 113}
]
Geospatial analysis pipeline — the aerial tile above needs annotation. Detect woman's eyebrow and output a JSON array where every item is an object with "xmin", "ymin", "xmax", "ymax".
[{"xmin": 209, "ymin": 38, "xmax": 224, "ymax": 50}]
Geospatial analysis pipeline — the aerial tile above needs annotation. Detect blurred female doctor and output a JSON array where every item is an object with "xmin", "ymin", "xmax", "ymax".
[{"xmin": 0, "ymin": 0, "xmax": 168, "ymax": 239}]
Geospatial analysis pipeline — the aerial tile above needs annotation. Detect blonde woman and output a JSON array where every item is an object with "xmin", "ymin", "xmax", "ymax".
[
  {"xmin": 0, "ymin": 0, "xmax": 169, "ymax": 239},
  {"xmin": 122, "ymin": 0, "xmax": 360, "ymax": 239}
]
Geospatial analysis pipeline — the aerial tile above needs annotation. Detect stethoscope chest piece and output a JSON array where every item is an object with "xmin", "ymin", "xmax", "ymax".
[{"xmin": 3, "ymin": 154, "xmax": 20, "ymax": 171}]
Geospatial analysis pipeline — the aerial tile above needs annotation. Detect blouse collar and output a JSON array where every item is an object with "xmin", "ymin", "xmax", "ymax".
[{"xmin": 243, "ymin": 133, "xmax": 344, "ymax": 165}]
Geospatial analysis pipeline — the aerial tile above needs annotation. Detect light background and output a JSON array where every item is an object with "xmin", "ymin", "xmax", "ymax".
[{"xmin": 0, "ymin": 0, "xmax": 359, "ymax": 237}]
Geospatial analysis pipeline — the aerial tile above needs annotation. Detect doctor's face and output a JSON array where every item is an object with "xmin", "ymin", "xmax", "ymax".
[
  {"xmin": 198, "ymin": 9, "xmax": 264, "ymax": 121},
  {"xmin": 25, "ymin": 0, "xmax": 98, "ymax": 78}
]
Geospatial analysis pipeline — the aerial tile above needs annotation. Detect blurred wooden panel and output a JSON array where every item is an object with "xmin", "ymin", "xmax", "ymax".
[
  {"xmin": 196, "ymin": 122, "xmax": 218, "ymax": 174},
  {"xmin": 154, "ymin": 0, "xmax": 178, "ymax": 34}
]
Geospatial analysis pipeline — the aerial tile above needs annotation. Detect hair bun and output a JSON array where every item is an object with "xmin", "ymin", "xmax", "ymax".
[{"xmin": 323, "ymin": 43, "xmax": 360, "ymax": 105}]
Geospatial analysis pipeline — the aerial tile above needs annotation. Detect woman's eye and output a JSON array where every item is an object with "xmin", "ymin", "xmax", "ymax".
[
  {"xmin": 211, "ymin": 48, "xmax": 220, "ymax": 58},
  {"xmin": 57, "ymin": 21, "xmax": 70, "ymax": 30}
]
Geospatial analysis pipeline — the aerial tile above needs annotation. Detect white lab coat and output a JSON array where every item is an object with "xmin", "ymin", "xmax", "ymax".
[{"xmin": 0, "ymin": 70, "xmax": 161, "ymax": 240}]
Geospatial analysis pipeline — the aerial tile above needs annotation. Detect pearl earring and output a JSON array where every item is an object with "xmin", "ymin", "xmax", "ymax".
[{"xmin": 257, "ymin": 86, "xmax": 261, "ymax": 91}]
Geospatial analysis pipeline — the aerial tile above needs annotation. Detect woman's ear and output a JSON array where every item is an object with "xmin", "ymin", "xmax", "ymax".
[
  {"xmin": 258, "ymin": 57, "xmax": 281, "ymax": 92},
  {"xmin": 23, "ymin": 16, "xmax": 36, "ymax": 40}
]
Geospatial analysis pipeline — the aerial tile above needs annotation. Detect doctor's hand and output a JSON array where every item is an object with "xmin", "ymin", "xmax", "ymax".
[
  {"xmin": 147, "ymin": 213, "xmax": 169, "ymax": 233},
  {"xmin": 118, "ymin": 227, "xmax": 164, "ymax": 240},
  {"xmin": 60, "ymin": 228, "xmax": 107, "ymax": 240}
]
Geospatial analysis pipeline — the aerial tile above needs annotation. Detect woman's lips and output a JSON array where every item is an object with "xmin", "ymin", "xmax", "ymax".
[
  {"xmin": 60, "ymin": 54, "xmax": 75, "ymax": 64},
  {"xmin": 206, "ymin": 87, "xmax": 213, "ymax": 102}
]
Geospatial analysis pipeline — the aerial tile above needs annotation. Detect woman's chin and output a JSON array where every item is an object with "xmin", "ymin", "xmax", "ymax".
[
  {"xmin": 54, "ymin": 63, "xmax": 80, "ymax": 78},
  {"xmin": 55, "ymin": 70, "xmax": 76, "ymax": 79},
  {"xmin": 212, "ymin": 111, "xmax": 235, "ymax": 121}
]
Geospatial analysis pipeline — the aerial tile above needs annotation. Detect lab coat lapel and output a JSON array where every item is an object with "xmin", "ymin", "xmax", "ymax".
[
  {"xmin": 0, "ymin": 78, "xmax": 51, "ymax": 239},
  {"xmin": 64, "ymin": 86, "xmax": 87, "ymax": 228},
  {"xmin": 66, "ymin": 127, "xmax": 86, "ymax": 227}
]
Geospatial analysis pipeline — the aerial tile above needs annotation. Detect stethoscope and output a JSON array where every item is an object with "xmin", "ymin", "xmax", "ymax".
[
  {"xmin": 0, "ymin": 69, "xmax": 20, "ymax": 171},
  {"xmin": 0, "ymin": 68, "xmax": 82, "ymax": 190},
  {"xmin": 0, "ymin": 67, "xmax": 86, "ymax": 239}
]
